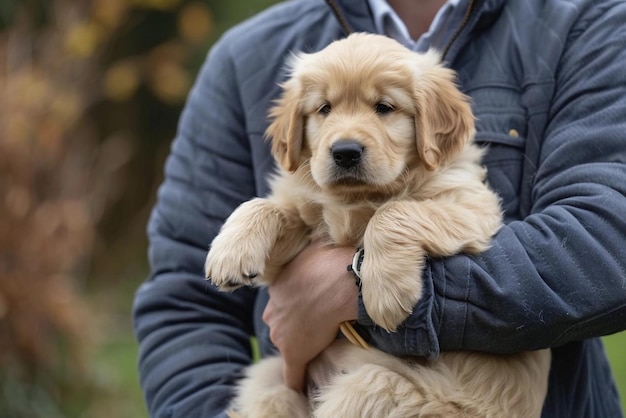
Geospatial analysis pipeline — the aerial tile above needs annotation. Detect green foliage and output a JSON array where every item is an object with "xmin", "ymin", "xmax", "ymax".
[{"xmin": 604, "ymin": 332, "xmax": 626, "ymax": 410}]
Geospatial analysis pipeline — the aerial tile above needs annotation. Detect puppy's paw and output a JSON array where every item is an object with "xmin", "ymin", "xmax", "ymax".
[
  {"xmin": 204, "ymin": 231, "xmax": 267, "ymax": 291},
  {"xmin": 205, "ymin": 198, "xmax": 288, "ymax": 290},
  {"xmin": 359, "ymin": 247, "xmax": 424, "ymax": 332}
]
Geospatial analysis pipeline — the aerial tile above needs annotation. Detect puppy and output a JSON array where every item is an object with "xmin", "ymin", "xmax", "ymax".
[{"xmin": 205, "ymin": 33, "xmax": 551, "ymax": 418}]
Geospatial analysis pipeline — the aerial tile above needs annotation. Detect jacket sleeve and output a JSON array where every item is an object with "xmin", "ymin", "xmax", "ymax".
[
  {"xmin": 356, "ymin": 2, "xmax": 626, "ymax": 359},
  {"xmin": 133, "ymin": 34, "xmax": 258, "ymax": 418}
]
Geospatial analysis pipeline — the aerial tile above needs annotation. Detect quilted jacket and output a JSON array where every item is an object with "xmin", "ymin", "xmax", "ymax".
[{"xmin": 134, "ymin": 0, "xmax": 626, "ymax": 416}]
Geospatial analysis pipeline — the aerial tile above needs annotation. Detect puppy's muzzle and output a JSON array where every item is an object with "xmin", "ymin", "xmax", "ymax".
[{"xmin": 332, "ymin": 140, "xmax": 364, "ymax": 169}]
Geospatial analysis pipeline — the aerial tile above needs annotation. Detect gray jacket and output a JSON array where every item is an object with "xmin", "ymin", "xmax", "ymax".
[{"xmin": 134, "ymin": 0, "xmax": 626, "ymax": 416}]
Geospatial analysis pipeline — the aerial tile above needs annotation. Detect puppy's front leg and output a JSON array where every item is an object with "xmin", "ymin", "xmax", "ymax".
[
  {"xmin": 359, "ymin": 201, "xmax": 427, "ymax": 332},
  {"xmin": 360, "ymin": 193, "xmax": 501, "ymax": 331},
  {"xmin": 205, "ymin": 198, "xmax": 302, "ymax": 290}
]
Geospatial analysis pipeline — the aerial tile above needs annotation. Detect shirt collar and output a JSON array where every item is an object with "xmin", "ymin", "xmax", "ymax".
[{"xmin": 368, "ymin": 0, "xmax": 459, "ymax": 49}]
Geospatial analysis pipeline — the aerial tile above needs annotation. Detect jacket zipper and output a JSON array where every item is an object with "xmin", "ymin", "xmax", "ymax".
[
  {"xmin": 325, "ymin": 0, "xmax": 354, "ymax": 35},
  {"xmin": 441, "ymin": 0, "xmax": 477, "ymax": 60}
]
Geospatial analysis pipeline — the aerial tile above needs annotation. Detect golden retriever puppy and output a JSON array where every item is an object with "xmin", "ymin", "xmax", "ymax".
[{"xmin": 205, "ymin": 33, "xmax": 551, "ymax": 418}]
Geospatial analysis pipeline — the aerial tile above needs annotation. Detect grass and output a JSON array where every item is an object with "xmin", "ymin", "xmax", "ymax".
[
  {"xmin": 82, "ymin": 272, "xmax": 150, "ymax": 418},
  {"xmin": 90, "ymin": 331, "xmax": 148, "ymax": 418},
  {"xmin": 604, "ymin": 331, "xmax": 626, "ymax": 409}
]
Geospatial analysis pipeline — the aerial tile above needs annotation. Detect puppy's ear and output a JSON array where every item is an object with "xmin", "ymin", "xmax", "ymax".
[
  {"xmin": 413, "ymin": 52, "xmax": 475, "ymax": 171},
  {"xmin": 266, "ymin": 66, "xmax": 305, "ymax": 173}
]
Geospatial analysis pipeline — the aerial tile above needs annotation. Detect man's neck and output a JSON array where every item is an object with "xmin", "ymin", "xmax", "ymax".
[{"xmin": 387, "ymin": 0, "xmax": 448, "ymax": 40}]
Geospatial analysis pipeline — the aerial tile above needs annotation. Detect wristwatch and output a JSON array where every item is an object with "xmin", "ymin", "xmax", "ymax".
[{"xmin": 347, "ymin": 247, "xmax": 364, "ymax": 288}]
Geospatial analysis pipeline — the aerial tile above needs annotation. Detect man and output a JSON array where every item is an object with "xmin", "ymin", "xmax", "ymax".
[{"xmin": 133, "ymin": 0, "xmax": 626, "ymax": 416}]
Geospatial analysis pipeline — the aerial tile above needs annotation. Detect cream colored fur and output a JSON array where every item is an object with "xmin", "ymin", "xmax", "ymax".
[{"xmin": 205, "ymin": 33, "xmax": 550, "ymax": 418}]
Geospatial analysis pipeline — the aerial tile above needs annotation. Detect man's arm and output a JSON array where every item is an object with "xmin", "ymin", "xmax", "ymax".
[
  {"xmin": 133, "ymin": 34, "xmax": 257, "ymax": 418},
  {"xmin": 357, "ymin": 2, "xmax": 626, "ymax": 358}
]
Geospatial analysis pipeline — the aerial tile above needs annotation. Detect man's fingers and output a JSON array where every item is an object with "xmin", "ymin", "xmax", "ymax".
[{"xmin": 283, "ymin": 361, "xmax": 306, "ymax": 391}]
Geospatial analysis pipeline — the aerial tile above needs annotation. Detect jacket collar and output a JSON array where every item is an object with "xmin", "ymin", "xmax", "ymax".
[
  {"xmin": 327, "ymin": 0, "xmax": 507, "ymax": 64},
  {"xmin": 325, "ymin": 0, "xmax": 376, "ymax": 34}
]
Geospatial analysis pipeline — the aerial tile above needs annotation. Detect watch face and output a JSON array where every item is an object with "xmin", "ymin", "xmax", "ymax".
[{"xmin": 351, "ymin": 248, "xmax": 364, "ymax": 283}]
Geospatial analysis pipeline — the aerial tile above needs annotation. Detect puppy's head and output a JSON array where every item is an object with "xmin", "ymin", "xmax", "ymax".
[{"xmin": 266, "ymin": 33, "xmax": 474, "ymax": 193}]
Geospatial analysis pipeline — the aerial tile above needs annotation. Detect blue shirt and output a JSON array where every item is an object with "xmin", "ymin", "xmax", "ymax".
[{"xmin": 368, "ymin": 0, "xmax": 460, "ymax": 51}]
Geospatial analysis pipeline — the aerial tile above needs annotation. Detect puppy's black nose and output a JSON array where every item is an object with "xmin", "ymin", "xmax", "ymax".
[{"xmin": 332, "ymin": 140, "xmax": 364, "ymax": 169}]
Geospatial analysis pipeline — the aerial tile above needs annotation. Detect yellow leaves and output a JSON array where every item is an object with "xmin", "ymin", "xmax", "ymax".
[
  {"xmin": 3, "ymin": 69, "xmax": 51, "ymax": 145},
  {"xmin": 55, "ymin": 1, "xmax": 215, "ymax": 103},
  {"xmin": 2, "ymin": 66, "xmax": 82, "ymax": 152},
  {"xmin": 149, "ymin": 61, "xmax": 191, "ymax": 104},
  {"xmin": 50, "ymin": 92, "xmax": 81, "ymax": 128},
  {"xmin": 103, "ymin": 60, "xmax": 140, "ymax": 102},
  {"xmin": 145, "ymin": 41, "xmax": 191, "ymax": 103},
  {"xmin": 65, "ymin": 21, "xmax": 105, "ymax": 58},
  {"xmin": 104, "ymin": 42, "xmax": 192, "ymax": 103},
  {"xmin": 8, "ymin": 68, "xmax": 51, "ymax": 114},
  {"xmin": 178, "ymin": 1, "xmax": 213, "ymax": 44},
  {"xmin": 93, "ymin": 0, "xmax": 129, "ymax": 29},
  {"xmin": 0, "ymin": 0, "xmax": 226, "ymax": 409}
]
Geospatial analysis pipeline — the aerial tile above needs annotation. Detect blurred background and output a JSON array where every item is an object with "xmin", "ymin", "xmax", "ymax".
[{"xmin": 0, "ymin": 0, "xmax": 624, "ymax": 417}]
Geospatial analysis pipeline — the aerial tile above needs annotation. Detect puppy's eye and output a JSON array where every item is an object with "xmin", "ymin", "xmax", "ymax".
[
  {"xmin": 374, "ymin": 102, "xmax": 394, "ymax": 115},
  {"xmin": 318, "ymin": 103, "xmax": 332, "ymax": 115}
]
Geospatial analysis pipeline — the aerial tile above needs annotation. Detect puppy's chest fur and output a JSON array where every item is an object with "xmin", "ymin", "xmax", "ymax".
[
  {"xmin": 271, "ymin": 169, "xmax": 424, "ymax": 248},
  {"xmin": 283, "ymin": 185, "xmax": 403, "ymax": 248},
  {"xmin": 317, "ymin": 202, "xmax": 377, "ymax": 247}
]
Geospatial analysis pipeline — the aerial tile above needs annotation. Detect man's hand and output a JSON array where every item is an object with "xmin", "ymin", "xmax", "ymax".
[{"xmin": 262, "ymin": 241, "xmax": 358, "ymax": 391}]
